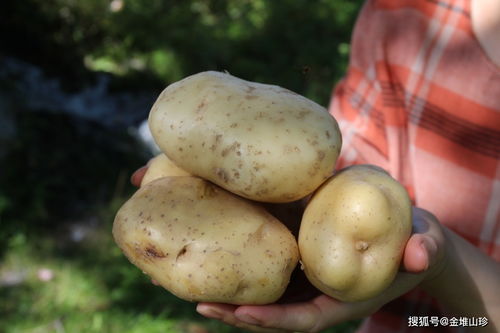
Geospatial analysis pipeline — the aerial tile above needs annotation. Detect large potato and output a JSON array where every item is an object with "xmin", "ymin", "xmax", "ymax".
[
  {"xmin": 113, "ymin": 176, "xmax": 299, "ymax": 305},
  {"xmin": 148, "ymin": 71, "xmax": 342, "ymax": 203},
  {"xmin": 298, "ymin": 165, "xmax": 412, "ymax": 302}
]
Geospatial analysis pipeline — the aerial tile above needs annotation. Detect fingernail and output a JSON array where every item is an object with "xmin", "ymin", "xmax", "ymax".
[
  {"xmin": 197, "ymin": 307, "xmax": 222, "ymax": 319},
  {"xmin": 236, "ymin": 313, "xmax": 261, "ymax": 325},
  {"xmin": 421, "ymin": 238, "xmax": 438, "ymax": 268}
]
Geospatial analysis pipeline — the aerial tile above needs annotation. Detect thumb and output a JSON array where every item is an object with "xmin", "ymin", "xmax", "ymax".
[
  {"xmin": 130, "ymin": 166, "xmax": 148, "ymax": 187},
  {"xmin": 403, "ymin": 234, "xmax": 438, "ymax": 273},
  {"xmin": 403, "ymin": 207, "xmax": 443, "ymax": 274}
]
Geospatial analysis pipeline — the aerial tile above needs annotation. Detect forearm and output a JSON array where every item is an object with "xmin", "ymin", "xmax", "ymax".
[{"xmin": 422, "ymin": 227, "xmax": 500, "ymax": 332}]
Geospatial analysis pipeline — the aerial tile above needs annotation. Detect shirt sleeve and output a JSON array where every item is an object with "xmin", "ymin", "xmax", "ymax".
[{"xmin": 329, "ymin": 0, "xmax": 402, "ymax": 176}]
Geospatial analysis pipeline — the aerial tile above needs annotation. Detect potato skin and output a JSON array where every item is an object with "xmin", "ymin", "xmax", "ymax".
[
  {"xmin": 113, "ymin": 176, "xmax": 299, "ymax": 305},
  {"xmin": 140, "ymin": 153, "xmax": 191, "ymax": 186},
  {"xmin": 148, "ymin": 71, "xmax": 342, "ymax": 203},
  {"xmin": 298, "ymin": 165, "xmax": 412, "ymax": 302}
]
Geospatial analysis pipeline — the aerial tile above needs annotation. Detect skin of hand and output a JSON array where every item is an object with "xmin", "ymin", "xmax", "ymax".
[
  {"xmin": 130, "ymin": 166, "xmax": 499, "ymax": 333},
  {"xmin": 130, "ymin": 165, "xmax": 148, "ymax": 187}
]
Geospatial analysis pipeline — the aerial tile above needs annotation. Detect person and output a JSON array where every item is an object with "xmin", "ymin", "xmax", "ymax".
[{"xmin": 132, "ymin": 0, "xmax": 500, "ymax": 331}]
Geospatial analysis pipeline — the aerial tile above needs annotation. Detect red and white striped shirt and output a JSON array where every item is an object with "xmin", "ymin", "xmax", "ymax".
[{"xmin": 329, "ymin": 0, "xmax": 500, "ymax": 331}]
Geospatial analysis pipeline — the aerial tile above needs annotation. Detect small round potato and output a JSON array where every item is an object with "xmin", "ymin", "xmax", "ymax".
[
  {"xmin": 148, "ymin": 71, "xmax": 342, "ymax": 203},
  {"xmin": 113, "ymin": 176, "xmax": 299, "ymax": 305},
  {"xmin": 140, "ymin": 153, "xmax": 191, "ymax": 186},
  {"xmin": 298, "ymin": 165, "xmax": 412, "ymax": 302}
]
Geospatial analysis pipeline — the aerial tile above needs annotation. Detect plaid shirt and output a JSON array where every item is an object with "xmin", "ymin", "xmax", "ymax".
[{"xmin": 329, "ymin": 0, "xmax": 499, "ymax": 331}]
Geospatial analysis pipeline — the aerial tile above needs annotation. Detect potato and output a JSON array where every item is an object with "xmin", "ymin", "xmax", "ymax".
[
  {"xmin": 148, "ymin": 71, "xmax": 342, "ymax": 203},
  {"xmin": 140, "ymin": 153, "xmax": 191, "ymax": 186},
  {"xmin": 113, "ymin": 176, "xmax": 299, "ymax": 305},
  {"xmin": 298, "ymin": 165, "xmax": 412, "ymax": 302}
]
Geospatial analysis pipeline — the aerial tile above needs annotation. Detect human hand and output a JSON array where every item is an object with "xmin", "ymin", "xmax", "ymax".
[
  {"xmin": 129, "ymin": 166, "xmax": 447, "ymax": 332},
  {"xmin": 130, "ymin": 165, "xmax": 148, "ymax": 187},
  {"xmin": 196, "ymin": 207, "xmax": 447, "ymax": 333}
]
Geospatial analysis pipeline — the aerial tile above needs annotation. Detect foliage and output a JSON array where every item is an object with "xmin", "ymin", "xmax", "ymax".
[
  {"xmin": 0, "ymin": 213, "xmax": 239, "ymax": 333},
  {"xmin": 0, "ymin": 111, "xmax": 148, "ymax": 252},
  {"xmin": 1, "ymin": 0, "xmax": 362, "ymax": 104}
]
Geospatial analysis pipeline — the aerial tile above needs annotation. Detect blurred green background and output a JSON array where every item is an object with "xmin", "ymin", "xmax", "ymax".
[{"xmin": 0, "ymin": 0, "xmax": 363, "ymax": 332}]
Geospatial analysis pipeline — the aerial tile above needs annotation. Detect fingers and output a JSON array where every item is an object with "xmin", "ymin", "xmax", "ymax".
[
  {"xmin": 403, "ymin": 234, "xmax": 433, "ymax": 273},
  {"xmin": 402, "ymin": 207, "xmax": 445, "ymax": 275},
  {"xmin": 233, "ymin": 301, "xmax": 325, "ymax": 332},
  {"xmin": 197, "ymin": 303, "xmax": 288, "ymax": 333},
  {"xmin": 232, "ymin": 295, "xmax": 377, "ymax": 332},
  {"xmin": 130, "ymin": 166, "xmax": 148, "ymax": 187},
  {"xmin": 196, "ymin": 303, "xmax": 237, "ymax": 322}
]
